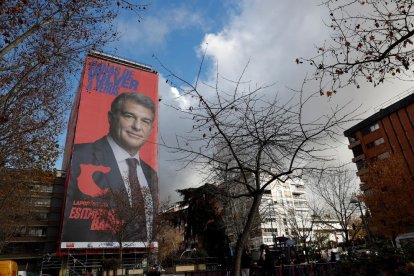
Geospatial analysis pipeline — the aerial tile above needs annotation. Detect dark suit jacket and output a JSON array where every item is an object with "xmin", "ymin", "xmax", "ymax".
[{"xmin": 61, "ymin": 136, "xmax": 158, "ymax": 243}]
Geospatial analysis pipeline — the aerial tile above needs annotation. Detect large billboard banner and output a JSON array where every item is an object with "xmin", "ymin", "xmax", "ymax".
[{"xmin": 60, "ymin": 52, "xmax": 158, "ymax": 249}]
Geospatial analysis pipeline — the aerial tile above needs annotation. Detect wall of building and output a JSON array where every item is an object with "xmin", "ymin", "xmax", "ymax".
[
  {"xmin": 0, "ymin": 170, "xmax": 65, "ymax": 271},
  {"xmin": 345, "ymin": 93, "xmax": 414, "ymax": 181}
]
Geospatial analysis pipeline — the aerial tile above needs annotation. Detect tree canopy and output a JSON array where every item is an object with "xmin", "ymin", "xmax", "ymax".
[
  {"xmin": 0, "ymin": 0, "xmax": 146, "ymax": 169},
  {"xmin": 0, "ymin": 168, "xmax": 55, "ymax": 251}
]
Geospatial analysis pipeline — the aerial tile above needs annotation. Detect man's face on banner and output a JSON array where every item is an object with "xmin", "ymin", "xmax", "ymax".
[{"xmin": 109, "ymin": 99, "xmax": 154, "ymax": 156}]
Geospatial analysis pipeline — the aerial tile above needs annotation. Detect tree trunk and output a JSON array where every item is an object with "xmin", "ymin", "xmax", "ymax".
[
  {"xmin": 232, "ymin": 193, "xmax": 262, "ymax": 276},
  {"xmin": 119, "ymin": 240, "xmax": 123, "ymax": 273},
  {"xmin": 303, "ymin": 239, "xmax": 309, "ymax": 264},
  {"xmin": 344, "ymin": 229, "xmax": 349, "ymax": 245},
  {"xmin": 391, "ymin": 231, "xmax": 398, "ymax": 248}
]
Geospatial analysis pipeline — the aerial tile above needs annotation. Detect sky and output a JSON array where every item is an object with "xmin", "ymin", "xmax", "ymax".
[{"xmin": 60, "ymin": 0, "xmax": 414, "ymax": 203}]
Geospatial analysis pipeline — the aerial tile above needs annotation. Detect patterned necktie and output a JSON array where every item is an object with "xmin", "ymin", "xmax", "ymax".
[{"xmin": 126, "ymin": 158, "xmax": 147, "ymax": 240}]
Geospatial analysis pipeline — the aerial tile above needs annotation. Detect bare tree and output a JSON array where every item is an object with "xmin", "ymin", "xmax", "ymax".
[
  {"xmin": 308, "ymin": 167, "xmax": 359, "ymax": 245},
  {"xmin": 0, "ymin": 1, "xmax": 147, "ymax": 169},
  {"xmin": 285, "ymin": 207, "xmax": 314, "ymax": 263},
  {"xmin": 157, "ymin": 199, "xmax": 184, "ymax": 266},
  {"xmin": 299, "ymin": 0, "xmax": 414, "ymax": 93},
  {"xmin": 221, "ymin": 174, "xmax": 259, "ymax": 248},
  {"xmin": 159, "ymin": 57, "xmax": 358, "ymax": 275}
]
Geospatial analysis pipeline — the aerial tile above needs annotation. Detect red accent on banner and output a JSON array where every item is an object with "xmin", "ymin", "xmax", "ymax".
[{"xmin": 77, "ymin": 164, "xmax": 110, "ymax": 197}]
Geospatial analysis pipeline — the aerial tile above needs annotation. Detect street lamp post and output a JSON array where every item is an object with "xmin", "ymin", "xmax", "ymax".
[{"xmin": 350, "ymin": 195, "xmax": 373, "ymax": 246}]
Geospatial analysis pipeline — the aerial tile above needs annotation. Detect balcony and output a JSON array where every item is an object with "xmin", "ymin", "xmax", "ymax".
[
  {"xmin": 292, "ymin": 195, "xmax": 306, "ymax": 201},
  {"xmin": 359, "ymin": 182, "xmax": 368, "ymax": 191},
  {"xmin": 348, "ymin": 139, "xmax": 361, "ymax": 149},
  {"xmin": 356, "ymin": 167, "xmax": 369, "ymax": 177},
  {"xmin": 352, "ymin": 154, "xmax": 365, "ymax": 163},
  {"xmin": 292, "ymin": 186, "xmax": 305, "ymax": 195},
  {"xmin": 8, "ymin": 235, "xmax": 57, "ymax": 243}
]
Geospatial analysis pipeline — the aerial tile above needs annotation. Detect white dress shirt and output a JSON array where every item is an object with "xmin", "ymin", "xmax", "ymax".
[{"xmin": 107, "ymin": 135, "xmax": 153, "ymax": 239}]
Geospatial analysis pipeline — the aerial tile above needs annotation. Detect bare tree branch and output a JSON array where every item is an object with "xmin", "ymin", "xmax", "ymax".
[
  {"xmin": 300, "ymin": 0, "xmax": 414, "ymax": 93},
  {"xmin": 158, "ymin": 56, "xmax": 359, "ymax": 275}
]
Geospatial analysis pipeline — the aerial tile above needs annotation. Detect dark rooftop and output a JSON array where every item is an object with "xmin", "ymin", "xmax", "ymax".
[
  {"xmin": 88, "ymin": 51, "xmax": 157, "ymax": 74},
  {"xmin": 344, "ymin": 92, "xmax": 414, "ymax": 137}
]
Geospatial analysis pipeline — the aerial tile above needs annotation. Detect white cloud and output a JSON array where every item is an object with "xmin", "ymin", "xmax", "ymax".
[
  {"xmin": 200, "ymin": 0, "xmax": 328, "ymax": 86},
  {"xmin": 199, "ymin": 0, "xmax": 413, "ymax": 132},
  {"xmin": 115, "ymin": 7, "xmax": 204, "ymax": 54},
  {"xmin": 157, "ymin": 76, "xmax": 202, "ymax": 202},
  {"xmin": 157, "ymin": 0, "xmax": 414, "ymax": 201}
]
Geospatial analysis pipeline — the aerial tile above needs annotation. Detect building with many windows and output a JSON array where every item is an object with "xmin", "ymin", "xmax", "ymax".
[
  {"xmin": 223, "ymin": 178, "xmax": 312, "ymax": 250},
  {"xmin": 0, "ymin": 170, "xmax": 65, "ymax": 272},
  {"xmin": 344, "ymin": 92, "xmax": 414, "ymax": 244},
  {"xmin": 250, "ymin": 180, "xmax": 310, "ymax": 249},
  {"xmin": 344, "ymin": 92, "xmax": 414, "ymax": 187}
]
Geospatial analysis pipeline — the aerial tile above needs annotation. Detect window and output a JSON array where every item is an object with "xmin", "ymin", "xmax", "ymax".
[
  {"xmin": 370, "ymin": 123, "xmax": 380, "ymax": 132},
  {"xmin": 352, "ymin": 145, "xmax": 363, "ymax": 157},
  {"xmin": 356, "ymin": 160, "xmax": 366, "ymax": 170},
  {"xmin": 294, "ymin": 202, "xmax": 307, "ymax": 208},
  {"xmin": 378, "ymin": 151, "xmax": 390, "ymax": 160},
  {"xmin": 33, "ymin": 212, "xmax": 48, "ymax": 220},
  {"xmin": 30, "ymin": 185, "xmax": 53, "ymax": 193},
  {"xmin": 366, "ymin": 137, "xmax": 384, "ymax": 149},
  {"xmin": 27, "ymin": 227, "xmax": 46, "ymax": 237},
  {"xmin": 361, "ymin": 123, "xmax": 380, "ymax": 135},
  {"xmin": 348, "ymin": 135, "xmax": 357, "ymax": 143},
  {"xmin": 31, "ymin": 198, "xmax": 51, "ymax": 207}
]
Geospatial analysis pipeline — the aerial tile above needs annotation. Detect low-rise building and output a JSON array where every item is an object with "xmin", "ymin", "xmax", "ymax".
[{"xmin": 0, "ymin": 169, "xmax": 65, "ymax": 273}]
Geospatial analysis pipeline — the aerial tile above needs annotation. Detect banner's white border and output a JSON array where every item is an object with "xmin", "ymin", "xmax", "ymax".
[{"xmin": 61, "ymin": 241, "xmax": 158, "ymax": 249}]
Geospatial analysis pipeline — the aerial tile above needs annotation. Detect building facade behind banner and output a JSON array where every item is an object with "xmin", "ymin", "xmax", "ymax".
[{"xmin": 60, "ymin": 51, "xmax": 159, "ymax": 251}]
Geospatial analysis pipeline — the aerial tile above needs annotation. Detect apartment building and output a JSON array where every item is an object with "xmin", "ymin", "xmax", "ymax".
[
  {"xmin": 344, "ymin": 92, "xmax": 414, "ymax": 244},
  {"xmin": 344, "ymin": 92, "xmax": 414, "ymax": 186},
  {"xmin": 0, "ymin": 170, "xmax": 65, "ymax": 272},
  {"xmin": 223, "ymin": 179, "xmax": 312, "ymax": 250}
]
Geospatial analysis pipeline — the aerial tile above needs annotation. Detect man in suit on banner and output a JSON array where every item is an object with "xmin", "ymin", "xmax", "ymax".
[{"xmin": 61, "ymin": 92, "xmax": 158, "ymax": 245}]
